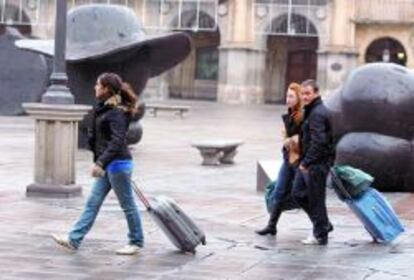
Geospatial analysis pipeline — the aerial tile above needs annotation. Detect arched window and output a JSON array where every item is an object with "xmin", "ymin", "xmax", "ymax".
[
  {"xmin": 173, "ymin": 9, "xmax": 217, "ymax": 31},
  {"xmin": 270, "ymin": 13, "xmax": 317, "ymax": 36},
  {"xmin": 195, "ymin": 46, "xmax": 219, "ymax": 80},
  {"xmin": 179, "ymin": 12, "xmax": 219, "ymax": 81},
  {"xmin": 0, "ymin": 4, "xmax": 32, "ymax": 36},
  {"xmin": 168, "ymin": 9, "xmax": 220, "ymax": 100},
  {"xmin": 186, "ymin": 12, "xmax": 216, "ymax": 30},
  {"xmin": 256, "ymin": 0, "xmax": 327, "ymax": 4},
  {"xmin": 365, "ymin": 37, "xmax": 407, "ymax": 66}
]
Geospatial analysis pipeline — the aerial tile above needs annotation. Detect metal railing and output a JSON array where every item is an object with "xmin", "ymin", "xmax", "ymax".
[
  {"xmin": 355, "ymin": 0, "xmax": 414, "ymax": 23},
  {"xmin": 253, "ymin": 0, "xmax": 326, "ymax": 36},
  {"xmin": 0, "ymin": 0, "xmax": 133, "ymax": 26},
  {"xmin": 1, "ymin": 0, "xmax": 41, "ymax": 25},
  {"xmin": 0, "ymin": 0, "xmax": 218, "ymax": 31}
]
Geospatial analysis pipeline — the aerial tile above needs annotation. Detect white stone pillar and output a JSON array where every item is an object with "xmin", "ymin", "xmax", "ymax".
[
  {"xmin": 217, "ymin": 46, "xmax": 266, "ymax": 104},
  {"xmin": 23, "ymin": 103, "xmax": 92, "ymax": 198},
  {"xmin": 317, "ymin": 50, "xmax": 359, "ymax": 94},
  {"xmin": 216, "ymin": 0, "xmax": 267, "ymax": 104},
  {"xmin": 318, "ymin": 0, "xmax": 359, "ymax": 94}
]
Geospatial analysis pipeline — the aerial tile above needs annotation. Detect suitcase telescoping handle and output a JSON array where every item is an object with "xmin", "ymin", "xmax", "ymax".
[
  {"xmin": 131, "ymin": 180, "xmax": 152, "ymax": 210},
  {"xmin": 329, "ymin": 168, "xmax": 353, "ymax": 201}
]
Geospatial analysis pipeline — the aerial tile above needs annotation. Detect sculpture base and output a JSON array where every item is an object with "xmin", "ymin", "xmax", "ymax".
[
  {"xmin": 26, "ymin": 183, "xmax": 82, "ymax": 198},
  {"xmin": 23, "ymin": 102, "xmax": 91, "ymax": 199}
]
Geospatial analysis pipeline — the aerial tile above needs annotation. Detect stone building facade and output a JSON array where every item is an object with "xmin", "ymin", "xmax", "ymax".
[{"xmin": 1, "ymin": 0, "xmax": 413, "ymax": 104}]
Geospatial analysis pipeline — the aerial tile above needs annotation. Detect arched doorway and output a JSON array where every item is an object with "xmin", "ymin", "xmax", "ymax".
[
  {"xmin": 0, "ymin": 4, "xmax": 32, "ymax": 36},
  {"xmin": 168, "ymin": 11, "xmax": 220, "ymax": 100},
  {"xmin": 365, "ymin": 37, "xmax": 407, "ymax": 66},
  {"xmin": 265, "ymin": 14, "xmax": 318, "ymax": 103}
]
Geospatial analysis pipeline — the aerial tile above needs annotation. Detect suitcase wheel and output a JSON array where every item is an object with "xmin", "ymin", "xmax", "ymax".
[
  {"xmin": 201, "ymin": 237, "xmax": 207, "ymax": 246},
  {"xmin": 183, "ymin": 249, "xmax": 196, "ymax": 255}
]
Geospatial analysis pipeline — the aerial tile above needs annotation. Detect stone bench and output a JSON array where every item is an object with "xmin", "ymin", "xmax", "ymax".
[
  {"xmin": 256, "ymin": 160, "xmax": 282, "ymax": 192},
  {"xmin": 192, "ymin": 140, "xmax": 244, "ymax": 166},
  {"xmin": 146, "ymin": 104, "xmax": 190, "ymax": 118}
]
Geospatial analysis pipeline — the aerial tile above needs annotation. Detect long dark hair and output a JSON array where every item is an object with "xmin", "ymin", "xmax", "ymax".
[{"xmin": 97, "ymin": 72, "xmax": 138, "ymax": 115}]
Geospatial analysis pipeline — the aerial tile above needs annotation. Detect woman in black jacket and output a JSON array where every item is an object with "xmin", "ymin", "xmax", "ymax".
[
  {"xmin": 255, "ymin": 83, "xmax": 303, "ymax": 236},
  {"xmin": 52, "ymin": 73, "xmax": 144, "ymax": 255}
]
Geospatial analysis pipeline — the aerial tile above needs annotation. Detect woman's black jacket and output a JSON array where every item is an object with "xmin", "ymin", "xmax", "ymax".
[{"xmin": 88, "ymin": 102, "xmax": 132, "ymax": 169}]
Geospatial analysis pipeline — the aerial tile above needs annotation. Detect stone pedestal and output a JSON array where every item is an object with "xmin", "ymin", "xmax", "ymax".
[
  {"xmin": 218, "ymin": 46, "xmax": 266, "ymax": 104},
  {"xmin": 23, "ymin": 103, "xmax": 92, "ymax": 198},
  {"xmin": 192, "ymin": 140, "xmax": 244, "ymax": 166}
]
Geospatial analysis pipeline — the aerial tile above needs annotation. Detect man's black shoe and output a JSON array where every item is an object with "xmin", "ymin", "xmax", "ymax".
[
  {"xmin": 317, "ymin": 236, "xmax": 328, "ymax": 245},
  {"xmin": 327, "ymin": 222, "xmax": 334, "ymax": 233},
  {"xmin": 255, "ymin": 226, "xmax": 277, "ymax": 236}
]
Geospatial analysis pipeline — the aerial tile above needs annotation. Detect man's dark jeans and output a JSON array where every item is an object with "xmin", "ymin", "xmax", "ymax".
[{"xmin": 291, "ymin": 164, "xmax": 330, "ymax": 239}]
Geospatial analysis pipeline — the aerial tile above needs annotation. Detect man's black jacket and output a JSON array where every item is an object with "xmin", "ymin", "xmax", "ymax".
[
  {"xmin": 88, "ymin": 102, "xmax": 132, "ymax": 169},
  {"xmin": 300, "ymin": 97, "xmax": 334, "ymax": 168}
]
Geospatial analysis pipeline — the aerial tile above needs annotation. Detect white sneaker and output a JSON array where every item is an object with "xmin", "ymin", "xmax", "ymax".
[
  {"xmin": 301, "ymin": 233, "xmax": 328, "ymax": 245},
  {"xmin": 51, "ymin": 234, "xmax": 76, "ymax": 251},
  {"xmin": 301, "ymin": 235, "xmax": 319, "ymax": 245},
  {"xmin": 116, "ymin": 244, "xmax": 141, "ymax": 255}
]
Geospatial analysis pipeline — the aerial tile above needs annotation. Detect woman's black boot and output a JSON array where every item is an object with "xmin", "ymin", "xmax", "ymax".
[
  {"xmin": 255, "ymin": 226, "xmax": 277, "ymax": 236},
  {"xmin": 255, "ymin": 207, "xmax": 282, "ymax": 236}
]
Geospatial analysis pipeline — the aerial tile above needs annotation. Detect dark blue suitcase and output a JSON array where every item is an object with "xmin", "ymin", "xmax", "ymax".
[{"xmin": 330, "ymin": 169, "xmax": 404, "ymax": 243}]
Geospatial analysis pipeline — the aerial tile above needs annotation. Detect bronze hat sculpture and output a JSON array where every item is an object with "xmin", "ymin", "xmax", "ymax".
[
  {"xmin": 326, "ymin": 63, "xmax": 414, "ymax": 192},
  {"xmin": 0, "ymin": 27, "xmax": 48, "ymax": 115},
  {"xmin": 16, "ymin": 4, "xmax": 192, "ymax": 146},
  {"xmin": 16, "ymin": 4, "xmax": 192, "ymax": 105},
  {"xmin": 16, "ymin": 4, "xmax": 191, "ymax": 77}
]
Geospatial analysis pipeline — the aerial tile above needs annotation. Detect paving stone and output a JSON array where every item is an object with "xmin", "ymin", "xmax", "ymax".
[{"xmin": 0, "ymin": 101, "xmax": 413, "ymax": 279}]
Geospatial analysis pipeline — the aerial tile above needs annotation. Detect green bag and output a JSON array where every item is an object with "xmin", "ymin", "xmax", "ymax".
[
  {"xmin": 264, "ymin": 180, "xmax": 298, "ymax": 213},
  {"xmin": 331, "ymin": 165, "xmax": 374, "ymax": 199},
  {"xmin": 264, "ymin": 180, "xmax": 276, "ymax": 213}
]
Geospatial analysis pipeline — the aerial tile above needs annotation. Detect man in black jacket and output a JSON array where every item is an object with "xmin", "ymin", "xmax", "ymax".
[{"xmin": 292, "ymin": 79, "xmax": 335, "ymax": 245}]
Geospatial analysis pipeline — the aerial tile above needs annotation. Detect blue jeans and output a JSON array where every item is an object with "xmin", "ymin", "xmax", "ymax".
[
  {"xmin": 68, "ymin": 168, "xmax": 144, "ymax": 249},
  {"xmin": 266, "ymin": 159, "xmax": 298, "ymax": 228},
  {"xmin": 269, "ymin": 159, "xmax": 298, "ymax": 211}
]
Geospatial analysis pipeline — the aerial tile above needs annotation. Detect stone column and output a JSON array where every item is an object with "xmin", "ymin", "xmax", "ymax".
[
  {"xmin": 217, "ymin": 0, "xmax": 267, "ymax": 104},
  {"xmin": 318, "ymin": 0, "xmax": 359, "ymax": 94},
  {"xmin": 218, "ymin": 46, "xmax": 266, "ymax": 104},
  {"xmin": 317, "ymin": 48, "xmax": 359, "ymax": 94},
  {"xmin": 23, "ymin": 103, "xmax": 91, "ymax": 198}
]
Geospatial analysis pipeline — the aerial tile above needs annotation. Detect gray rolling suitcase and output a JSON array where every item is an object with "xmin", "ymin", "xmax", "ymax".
[{"xmin": 132, "ymin": 181, "xmax": 206, "ymax": 253}]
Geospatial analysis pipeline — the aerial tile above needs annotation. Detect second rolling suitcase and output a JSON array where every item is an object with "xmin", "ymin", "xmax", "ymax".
[
  {"xmin": 330, "ymin": 166, "xmax": 404, "ymax": 243},
  {"xmin": 132, "ymin": 181, "xmax": 206, "ymax": 253}
]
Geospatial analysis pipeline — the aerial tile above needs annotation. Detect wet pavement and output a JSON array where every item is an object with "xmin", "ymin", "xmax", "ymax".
[{"xmin": 0, "ymin": 100, "xmax": 413, "ymax": 280}]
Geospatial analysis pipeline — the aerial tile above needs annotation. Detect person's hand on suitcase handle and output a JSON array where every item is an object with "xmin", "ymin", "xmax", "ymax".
[
  {"xmin": 91, "ymin": 163, "xmax": 105, "ymax": 178},
  {"xmin": 130, "ymin": 180, "xmax": 152, "ymax": 210},
  {"xmin": 299, "ymin": 164, "xmax": 308, "ymax": 173}
]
